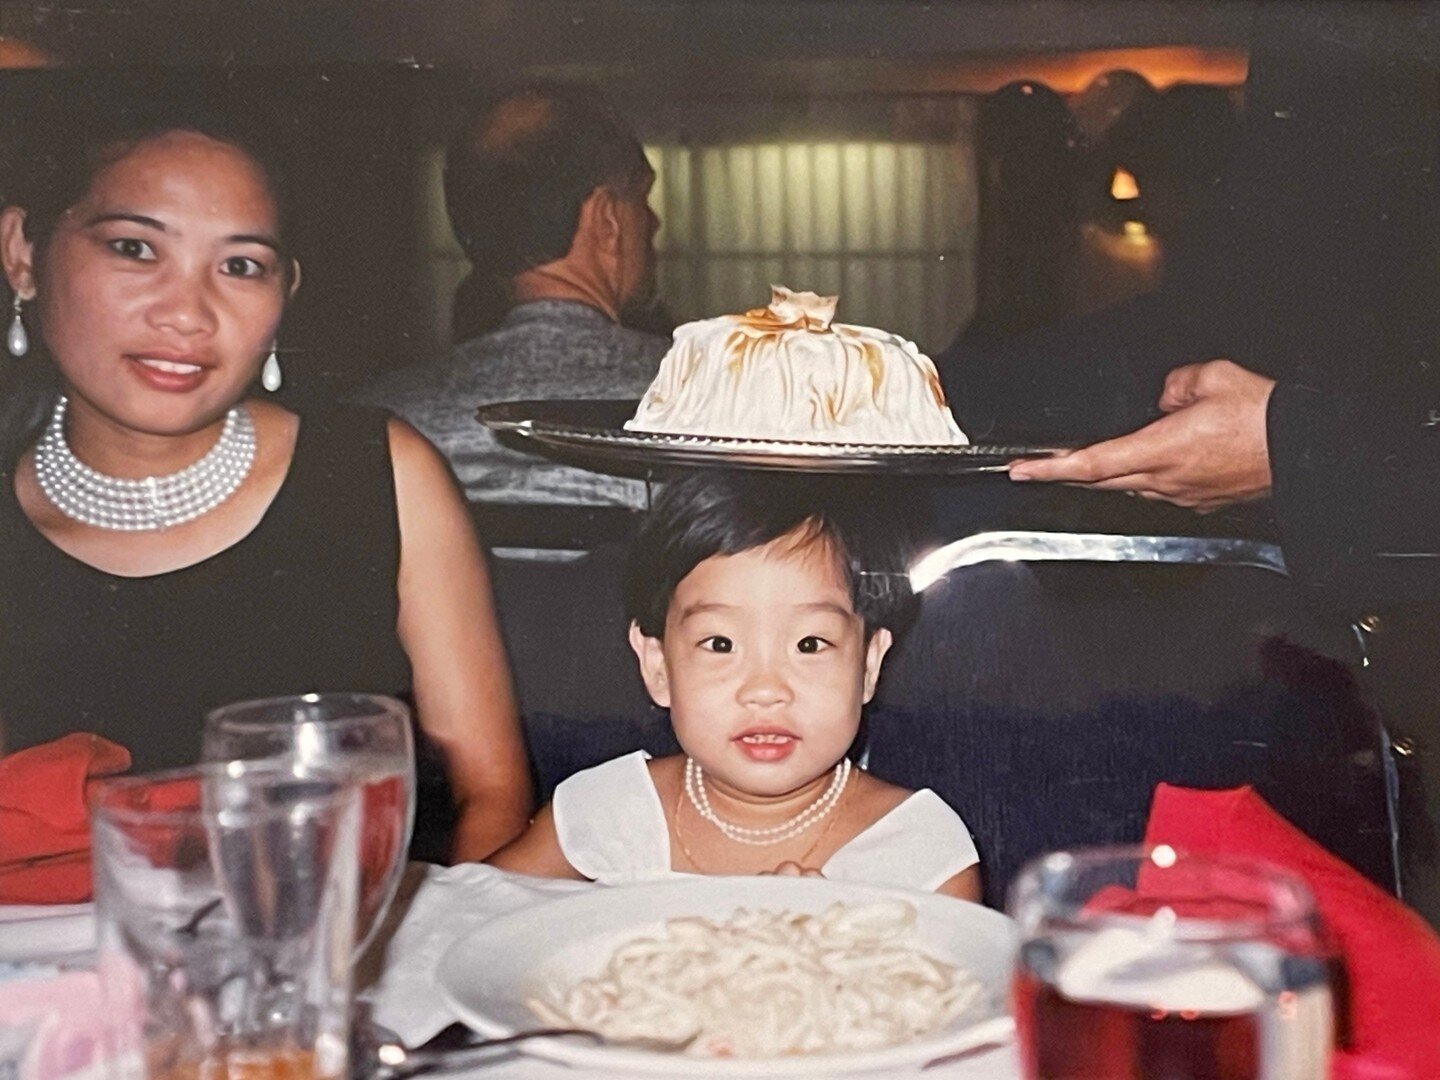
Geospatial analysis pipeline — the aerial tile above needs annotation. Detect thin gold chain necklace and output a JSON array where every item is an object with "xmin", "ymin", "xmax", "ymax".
[{"xmin": 671, "ymin": 773, "xmax": 848, "ymax": 873}]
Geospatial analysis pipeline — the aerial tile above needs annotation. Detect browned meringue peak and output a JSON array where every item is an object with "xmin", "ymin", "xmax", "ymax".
[{"xmin": 741, "ymin": 285, "xmax": 840, "ymax": 332}]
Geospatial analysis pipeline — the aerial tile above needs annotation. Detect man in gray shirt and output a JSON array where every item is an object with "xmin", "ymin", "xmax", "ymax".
[{"xmin": 355, "ymin": 85, "xmax": 667, "ymax": 512}]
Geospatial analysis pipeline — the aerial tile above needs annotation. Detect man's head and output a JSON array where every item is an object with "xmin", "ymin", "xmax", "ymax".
[{"xmin": 444, "ymin": 84, "xmax": 658, "ymax": 323}]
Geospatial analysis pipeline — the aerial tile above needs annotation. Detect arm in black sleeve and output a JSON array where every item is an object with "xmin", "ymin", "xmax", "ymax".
[{"xmin": 1269, "ymin": 380, "xmax": 1440, "ymax": 610}]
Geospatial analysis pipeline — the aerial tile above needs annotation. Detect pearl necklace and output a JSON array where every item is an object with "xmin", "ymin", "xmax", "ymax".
[
  {"xmin": 34, "ymin": 395, "xmax": 257, "ymax": 532},
  {"xmin": 683, "ymin": 756, "xmax": 851, "ymax": 846}
]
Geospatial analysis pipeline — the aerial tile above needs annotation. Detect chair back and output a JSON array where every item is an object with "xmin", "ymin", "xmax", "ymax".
[
  {"xmin": 868, "ymin": 531, "xmax": 1399, "ymax": 909},
  {"xmin": 485, "ymin": 542, "xmax": 666, "ymax": 801}
]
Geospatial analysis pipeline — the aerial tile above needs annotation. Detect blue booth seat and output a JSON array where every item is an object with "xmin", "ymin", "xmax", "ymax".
[
  {"xmin": 866, "ymin": 532, "xmax": 1400, "ymax": 910},
  {"xmin": 485, "ymin": 542, "xmax": 672, "ymax": 805}
]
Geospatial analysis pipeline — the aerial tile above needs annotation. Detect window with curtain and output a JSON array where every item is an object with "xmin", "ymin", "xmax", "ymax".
[{"xmin": 649, "ymin": 134, "xmax": 977, "ymax": 355}]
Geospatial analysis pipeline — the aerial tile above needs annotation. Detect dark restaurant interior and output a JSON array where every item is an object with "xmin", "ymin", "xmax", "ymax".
[{"xmin": 3, "ymin": 0, "xmax": 1440, "ymax": 952}]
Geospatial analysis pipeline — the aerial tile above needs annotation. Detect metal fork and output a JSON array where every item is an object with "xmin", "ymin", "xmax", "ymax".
[{"xmin": 359, "ymin": 1020, "xmax": 696, "ymax": 1078}]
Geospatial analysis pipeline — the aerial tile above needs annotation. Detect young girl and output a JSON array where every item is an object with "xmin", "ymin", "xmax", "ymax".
[{"xmin": 490, "ymin": 472, "xmax": 981, "ymax": 899}]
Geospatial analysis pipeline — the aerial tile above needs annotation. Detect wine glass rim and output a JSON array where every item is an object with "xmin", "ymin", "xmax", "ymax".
[
  {"xmin": 89, "ymin": 759, "xmax": 356, "ymax": 828},
  {"xmin": 204, "ymin": 691, "xmax": 411, "ymax": 732},
  {"xmin": 1010, "ymin": 843, "xmax": 1320, "ymax": 932}
]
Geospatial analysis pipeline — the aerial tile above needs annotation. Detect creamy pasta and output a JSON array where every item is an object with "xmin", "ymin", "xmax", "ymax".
[{"xmin": 528, "ymin": 900, "xmax": 982, "ymax": 1058}]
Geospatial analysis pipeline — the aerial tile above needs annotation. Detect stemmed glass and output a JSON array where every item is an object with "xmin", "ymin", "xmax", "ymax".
[
  {"xmin": 202, "ymin": 693, "xmax": 416, "ymax": 958},
  {"xmin": 90, "ymin": 760, "xmax": 361, "ymax": 1079}
]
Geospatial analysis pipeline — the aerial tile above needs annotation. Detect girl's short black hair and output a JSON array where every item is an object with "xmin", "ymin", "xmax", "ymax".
[{"xmin": 623, "ymin": 471, "xmax": 918, "ymax": 640}]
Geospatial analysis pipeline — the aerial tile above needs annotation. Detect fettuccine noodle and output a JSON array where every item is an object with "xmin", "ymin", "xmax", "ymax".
[{"xmin": 528, "ymin": 900, "xmax": 981, "ymax": 1058}]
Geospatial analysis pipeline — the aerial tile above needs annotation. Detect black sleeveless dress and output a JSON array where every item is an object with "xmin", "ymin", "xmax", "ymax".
[{"xmin": 0, "ymin": 406, "xmax": 413, "ymax": 772}]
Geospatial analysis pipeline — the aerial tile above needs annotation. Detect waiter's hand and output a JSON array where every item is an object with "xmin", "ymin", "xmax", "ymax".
[{"xmin": 1007, "ymin": 359, "xmax": 1276, "ymax": 512}]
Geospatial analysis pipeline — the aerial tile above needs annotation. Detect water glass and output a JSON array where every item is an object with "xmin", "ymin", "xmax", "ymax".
[
  {"xmin": 1009, "ymin": 846, "xmax": 1334, "ymax": 1080},
  {"xmin": 202, "ymin": 693, "xmax": 415, "ymax": 955},
  {"xmin": 91, "ymin": 760, "xmax": 360, "ymax": 1079}
]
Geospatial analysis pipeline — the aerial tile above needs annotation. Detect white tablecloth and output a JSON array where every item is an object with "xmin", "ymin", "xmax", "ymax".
[
  {"xmin": 1, "ymin": 865, "xmax": 1021, "ymax": 1078},
  {"xmin": 360, "ymin": 863, "xmax": 1021, "ymax": 1079}
]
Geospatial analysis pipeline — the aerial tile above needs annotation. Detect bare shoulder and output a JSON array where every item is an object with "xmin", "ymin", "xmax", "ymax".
[
  {"xmin": 385, "ymin": 415, "xmax": 449, "ymax": 475},
  {"xmin": 849, "ymin": 769, "xmax": 913, "ymax": 822}
]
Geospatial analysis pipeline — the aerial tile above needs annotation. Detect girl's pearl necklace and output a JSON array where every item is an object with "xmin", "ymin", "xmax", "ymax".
[
  {"xmin": 683, "ymin": 756, "xmax": 851, "ymax": 846},
  {"xmin": 34, "ymin": 395, "xmax": 257, "ymax": 532}
]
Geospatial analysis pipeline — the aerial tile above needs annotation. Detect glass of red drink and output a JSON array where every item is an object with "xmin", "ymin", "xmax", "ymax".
[
  {"xmin": 202, "ymin": 693, "xmax": 415, "ymax": 959},
  {"xmin": 1008, "ymin": 846, "xmax": 1334, "ymax": 1080}
]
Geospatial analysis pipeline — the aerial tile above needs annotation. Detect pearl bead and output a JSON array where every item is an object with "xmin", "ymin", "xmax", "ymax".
[
  {"xmin": 34, "ymin": 396, "xmax": 256, "ymax": 532},
  {"xmin": 684, "ymin": 757, "xmax": 851, "ymax": 847}
]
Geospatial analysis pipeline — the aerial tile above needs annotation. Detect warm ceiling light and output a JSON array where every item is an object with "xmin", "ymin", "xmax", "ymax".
[
  {"xmin": 889, "ymin": 47, "xmax": 1247, "ymax": 96},
  {"xmin": 0, "ymin": 36, "xmax": 55, "ymax": 68},
  {"xmin": 1111, "ymin": 168, "xmax": 1140, "ymax": 201}
]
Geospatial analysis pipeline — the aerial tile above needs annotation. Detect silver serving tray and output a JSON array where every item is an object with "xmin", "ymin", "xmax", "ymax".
[{"xmin": 477, "ymin": 400, "xmax": 1065, "ymax": 475}]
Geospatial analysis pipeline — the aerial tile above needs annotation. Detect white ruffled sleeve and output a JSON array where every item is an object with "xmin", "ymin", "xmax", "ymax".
[
  {"xmin": 822, "ymin": 788, "xmax": 979, "ymax": 893},
  {"xmin": 551, "ymin": 751, "xmax": 674, "ymax": 885}
]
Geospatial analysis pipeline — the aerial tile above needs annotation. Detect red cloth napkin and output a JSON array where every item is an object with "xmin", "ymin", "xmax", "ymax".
[
  {"xmin": 0, "ymin": 733, "xmax": 131, "ymax": 904},
  {"xmin": 1145, "ymin": 783, "xmax": 1440, "ymax": 1080}
]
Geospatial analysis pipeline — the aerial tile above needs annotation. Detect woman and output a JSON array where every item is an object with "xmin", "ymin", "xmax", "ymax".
[{"xmin": 0, "ymin": 104, "xmax": 531, "ymax": 861}]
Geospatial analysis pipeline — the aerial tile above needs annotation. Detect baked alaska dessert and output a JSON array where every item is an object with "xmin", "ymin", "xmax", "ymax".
[{"xmin": 625, "ymin": 286, "xmax": 969, "ymax": 445}]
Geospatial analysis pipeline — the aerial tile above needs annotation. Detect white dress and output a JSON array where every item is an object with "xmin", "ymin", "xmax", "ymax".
[{"xmin": 551, "ymin": 751, "xmax": 979, "ymax": 893}]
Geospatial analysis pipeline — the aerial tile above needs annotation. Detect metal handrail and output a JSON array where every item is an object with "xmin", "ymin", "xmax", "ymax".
[{"xmin": 908, "ymin": 530, "xmax": 1288, "ymax": 592}]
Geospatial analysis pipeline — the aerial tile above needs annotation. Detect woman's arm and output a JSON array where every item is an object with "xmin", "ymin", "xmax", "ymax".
[{"xmin": 389, "ymin": 417, "xmax": 533, "ymax": 861}]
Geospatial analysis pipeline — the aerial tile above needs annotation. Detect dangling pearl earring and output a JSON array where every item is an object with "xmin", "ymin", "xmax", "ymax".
[
  {"xmin": 7, "ymin": 294, "xmax": 29, "ymax": 359},
  {"xmin": 261, "ymin": 343, "xmax": 282, "ymax": 392}
]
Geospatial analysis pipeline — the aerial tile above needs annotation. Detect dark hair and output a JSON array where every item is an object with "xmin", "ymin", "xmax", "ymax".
[
  {"xmin": 624, "ymin": 472, "xmax": 918, "ymax": 640},
  {"xmin": 443, "ymin": 83, "xmax": 650, "ymax": 284},
  {"xmin": 4, "ymin": 87, "xmax": 293, "ymax": 270}
]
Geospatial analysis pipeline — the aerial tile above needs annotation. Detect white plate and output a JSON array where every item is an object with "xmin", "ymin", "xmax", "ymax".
[{"xmin": 437, "ymin": 876, "xmax": 1018, "ymax": 1077}]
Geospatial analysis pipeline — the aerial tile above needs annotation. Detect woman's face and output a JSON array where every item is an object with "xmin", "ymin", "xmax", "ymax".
[{"xmin": 12, "ymin": 130, "xmax": 291, "ymax": 437}]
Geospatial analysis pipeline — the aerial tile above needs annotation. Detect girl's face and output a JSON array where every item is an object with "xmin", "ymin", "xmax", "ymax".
[
  {"xmin": 2, "ymin": 130, "xmax": 293, "ymax": 437},
  {"xmin": 630, "ymin": 534, "xmax": 892, "ymax": 800}
]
